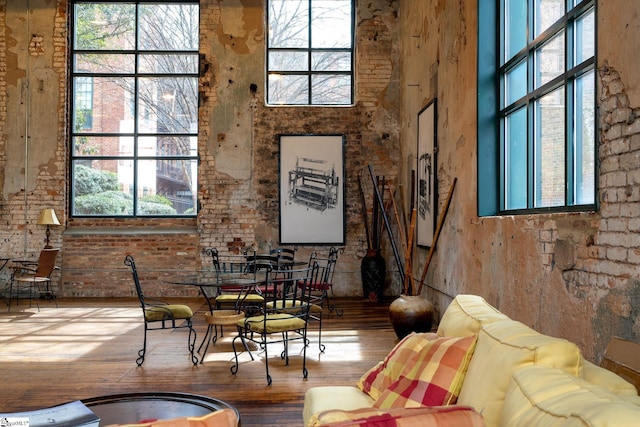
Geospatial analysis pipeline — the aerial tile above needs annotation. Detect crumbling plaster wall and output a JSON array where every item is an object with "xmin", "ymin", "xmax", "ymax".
[
  {"xmin": 399, "ymin": 0, "xmax": 640, "ymax": 361},
  {"xmin": 1, "ymin": 0, "xmax": 66, "ymax": 258}
]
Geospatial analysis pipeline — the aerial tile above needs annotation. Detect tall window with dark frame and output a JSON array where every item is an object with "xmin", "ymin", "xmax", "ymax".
[
  {"xmin": 498, "ymin": 0, "xmax": 596, "ymax": 213},
  {"xmin": 266, "ymin": 0, "xmax": 354, "ymax": 106},
  {"xmin": 70, "ymin": 1, "xmax": 199, "ymax": 217}
]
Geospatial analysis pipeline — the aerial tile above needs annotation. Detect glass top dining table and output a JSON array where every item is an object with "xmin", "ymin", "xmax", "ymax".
[{"xmin": 164, "ymin": 271, "xmax": 261, "ymax": 311}]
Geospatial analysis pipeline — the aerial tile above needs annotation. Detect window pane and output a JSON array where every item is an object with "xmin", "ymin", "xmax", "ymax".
[
  {"xmin": 137, "ymin": 159, "xmax": 197, "ymax": 215},
  {"xmin": 311, "ymin": 0, "xmax": 352, "ymax": 48},
  {"xmin": 74, "ymin": 3, "xmax": 135, "ymax": 50},
  {"xmin": 74, "ymin": 77, "xmax": 134, "ymax": 134},
  {"xmin": 75, "ymin": 53, "xmax": 135, "ymax": 74},
  {"xmin": 505, "ymin": 59, "xmax": 527, "ymax": 106},
  {"xmin": 72, "ymin": 160, "xmax": 134, "ymax": 216},
  {"xmin": 138, "ymin": 77, "xmax": 198, "ymax": 134},
  {"xmin": 505, "ymin": 108, "xmax": 528, "ymax": 210},
  {"xmin": 312, "ymin": 51, "xmax": 351, "ymax": 71},
  {"xmin": 535, "ymin": 30, "xmax": 564, "ymax": 88},
  {"xmin": 156, "ymin": 136, "xmax": 198, "ymax": 157},
  {"xmin": 268, "ymin": 74, "xmax": 309, "ymax": 104},
  {"xmin": 138, "ymin": 4, "xmax": 199, "ymax": 51},
  {"xmin": 269, "ymin": 51, "xmax": 309, "ymax": 72},
  {"xmin": 535, "ymin": 87, "xmax": 565, "ymax": 207},
  {"xmin": 575, "ymin": 70, "xmax": 595, "ymax": 204},
  {"xmin": 269, "ymin": 0, "xmax": 309, "ymax": 48},
  {"xmin": 575, "ymin": 8, "xmax": 595, "ymax": 65},
  {"xmin": 311, "ymin": 75, "xmax": 351, "ymax": 105},
  {"xmin": 504, "ymin": 0, "xmax": 527, "ymax": 62},
  {"xmin": 73, "ymin": 136, "xmax": 131, "ymax": 157},
  {"xmin": 535, "ymin": 0, "xmax": 564, "ymax": 37},
  {"xmin": 139, "ymin": 54, "xmax": 198, "ymax": 74}
]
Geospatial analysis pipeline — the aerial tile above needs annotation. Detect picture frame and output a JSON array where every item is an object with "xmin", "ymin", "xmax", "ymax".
[
  {"xmin": 416, "ymin": 99, "xmax": 437, "ymax": 248},
  {"xmin": 279, "ymin": 134, "xmax": 346, "ymax": 245}
]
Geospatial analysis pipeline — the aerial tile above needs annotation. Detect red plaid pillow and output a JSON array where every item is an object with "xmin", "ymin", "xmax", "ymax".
[
  {"xmin": 357, "ymin": 333, "xmax": 439, "ymax": 400},
  {"xmin": 374, "ymin": 335, "xmax": 477, "ymax": 408},
  {"xmin": 310, "ymin": 405, "xmax": 485, "ymax": 427}
]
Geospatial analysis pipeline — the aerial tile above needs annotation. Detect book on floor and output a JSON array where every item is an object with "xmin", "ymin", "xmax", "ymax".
[{"xmin": 0, "ymin": 400, "xmax": 100, "ymax": 427}]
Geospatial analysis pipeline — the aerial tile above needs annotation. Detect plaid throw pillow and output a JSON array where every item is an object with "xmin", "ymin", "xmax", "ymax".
[
  {"xmin": 309, "ymin": 405, "xmax": 485, "ymax": 427},
  {"xmin": 357, "ymin": 333, "xmax": 439, "ymax": 400},
  {"xmin": 374, "ymin": 335, "xmax": 478, "ymax": 408}
]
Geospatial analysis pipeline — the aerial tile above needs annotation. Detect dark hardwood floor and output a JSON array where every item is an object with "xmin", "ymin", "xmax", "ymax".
[{"xmin": 0, "ymin": 297, "xmax": 400, "ymax": 426}]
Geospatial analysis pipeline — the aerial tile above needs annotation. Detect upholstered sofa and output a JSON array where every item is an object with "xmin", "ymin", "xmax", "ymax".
[{"xmin": 303, "ymin": 294, "xmax": 640, "ymax": 426}]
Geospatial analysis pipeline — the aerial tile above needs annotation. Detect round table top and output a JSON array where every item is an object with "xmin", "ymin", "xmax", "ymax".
[{"xmin": 83, "ymin": 391, "xmax": 239, "ymax": 425}]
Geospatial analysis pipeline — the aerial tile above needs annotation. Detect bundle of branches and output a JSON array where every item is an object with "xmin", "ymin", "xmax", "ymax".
[
  {"xmin": 358, "ymin": 172, "xmax": 387, "ymax": 251},
  {"xmin": 359, "ymin": 165, "xmax": 406, "ymax": 285}
]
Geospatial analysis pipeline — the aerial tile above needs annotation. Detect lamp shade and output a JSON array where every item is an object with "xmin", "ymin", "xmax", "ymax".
[{"xmin": 37, "ymin": 208, "xmax": 60, "ymax": 226}]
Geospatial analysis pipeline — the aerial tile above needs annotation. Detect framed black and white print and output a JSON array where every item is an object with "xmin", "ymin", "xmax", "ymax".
[
  {"xmin": 279, "ymin": 134, "xmax": 346, "ymax": 245},
  {"xmin": 417, "ymin": 99, "xmax": 437, "ymax": 248}
]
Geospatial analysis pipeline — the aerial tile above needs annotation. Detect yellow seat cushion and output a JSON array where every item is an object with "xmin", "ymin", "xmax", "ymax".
[
  {"xmin": 436, "ymin": 294, "xmax": 509, "ymax": 338},
  {"xmin": 238, "ymin": 313, "xmax": 305, "ymax": 333},
  {"xmin": 215, "ymin": 294, "xmax": 264, "ymax": 303},
  {"xmin": 145, "ymin": 304, "xmax": 193, "ymax": 322},
  {"xmin": 501, "ymin": 365, "xmax": 640, "ymax": 427},
  {"xmin": 456, "ymin": 320, "xmax": 582, "ymax": 427},
  {"xmin": 303, "ymin": 386, "xmax": 375, "ymax": 426}
]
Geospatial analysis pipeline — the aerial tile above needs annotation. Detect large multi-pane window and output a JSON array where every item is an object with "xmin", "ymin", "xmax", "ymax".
[
  {"xmin": 266, "ymin": 0, "xmax": 354, "ymax": 106},
  {"xmin": 70, "ymin": 1, "xmax": 199, "ymax": 217},
  {"xmin": 478, "ymin": 0, "xmax": 596, "ymax": 215}
]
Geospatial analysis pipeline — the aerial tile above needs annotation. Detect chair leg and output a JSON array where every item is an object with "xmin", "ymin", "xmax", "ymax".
[
  {"xmin": 302, "ymin": 328, "xmax": 309, "ymax": 379},
  {"xmin": 263, "ymin": 332, "xmax": 272, "ymax": 386},
  {"xmin": 318, "ymin": 316, "xmax": 325, "ymax": 353},
  {"xmin": 197, "ymin": 324, "xmax": 213, "ymax": 363},
  {"xmin": 137, "ymin": 325, "xmax": 148, "ymax": 366},
  {"xmin": 187, "ymin": 321, "xmax": 198, "ymax": 365},
  {"xmin": 326, "ymin": 288, "xmax": 343, "ymax": 316}
]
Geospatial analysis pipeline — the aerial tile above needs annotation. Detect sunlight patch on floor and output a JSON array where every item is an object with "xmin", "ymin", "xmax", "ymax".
[{"xmin": 0, "ymin": 307, "xmax": 142, "ymax": 361}]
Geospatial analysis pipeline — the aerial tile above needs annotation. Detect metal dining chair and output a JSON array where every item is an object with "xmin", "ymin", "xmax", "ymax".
[{"xmin": 125, "ymin": 255, "xmax": 198, "ymax": 366}]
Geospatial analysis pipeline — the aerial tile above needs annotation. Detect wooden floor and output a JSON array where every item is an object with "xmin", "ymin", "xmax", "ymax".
[{"xmin": 0, "ymin": 297, "xmax": 400, "ymax": 426}]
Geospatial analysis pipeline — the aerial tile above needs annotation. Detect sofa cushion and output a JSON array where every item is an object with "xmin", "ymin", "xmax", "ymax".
[
  {"xmin": 373, "ymin": 335, "xmax": 477, "ymax": 408},
  {"xmin": 501, "ymin": 365, "xmax": 640, "ymax": 426},
  {"xmin": 303, "ymin": 386, "xmax": 375, "ymax": 427},
  {"xmin": 456, "ymin": 320, "xmax": 582, "ymax": 427},
  {"xmin": 357, "ymin": 332, "xmax": 438, "ymax": 400},
  {"xmin": 436, "ymin": 294, "xmax": 509, "ymax": 338},
  {"xmin": 308, "ymin": 405, "xmax": 485, "ymax": 427},
  {"xmin": 581, "ymin": 359, "xmax": 638, "ymax": 396}
]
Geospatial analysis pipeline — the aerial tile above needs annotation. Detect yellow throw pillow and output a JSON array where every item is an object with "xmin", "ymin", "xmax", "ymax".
[
  {"xmin": 374, "ymin": 335, "xmax": 477, "ymax": 408},
  {"xmin": 357, "ymin": 333, "xmax": 438, "ymax": 400}
]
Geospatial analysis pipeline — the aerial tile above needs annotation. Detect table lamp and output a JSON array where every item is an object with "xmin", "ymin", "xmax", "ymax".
[{"xmin": 37, "ymin": 208, "xmax": 60, "ymax": 248}]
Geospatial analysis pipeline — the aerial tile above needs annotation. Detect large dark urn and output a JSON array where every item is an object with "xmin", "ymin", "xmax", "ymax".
[
  {"xmin": 361, "ymin": 249, "xmax": 386, "ymax": 302},
  {"xmin": 389, "ymin": 295, "xmax": 435, "ymax": 339}
]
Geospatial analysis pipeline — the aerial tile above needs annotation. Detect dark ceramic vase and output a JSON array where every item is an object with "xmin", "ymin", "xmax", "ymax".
[
  {"xmin": 388, "ymin": 294, "xmax": 435, "ymax": 339},
  {"xmin": 361, "ymin": 249, "xmax": 386, "ymax": 302}
]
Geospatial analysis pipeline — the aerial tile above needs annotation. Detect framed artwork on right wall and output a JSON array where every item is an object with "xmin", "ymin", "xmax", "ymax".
[{"xmin": 417, "ymin": 98, "xmax": 437, "ymax": 248}]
